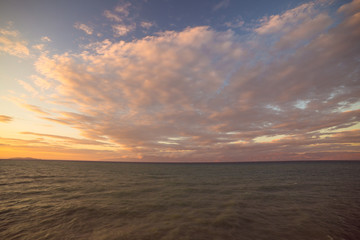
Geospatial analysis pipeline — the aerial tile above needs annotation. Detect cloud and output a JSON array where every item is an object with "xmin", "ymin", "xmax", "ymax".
[
  {"xmin": 112, "ymin": 24, "xmax": 135, "ymax": 36},
  {"xmin": 31, "ymin": 0, "xmax": 360, "ymax": 161},
  {"xmin": 32, "ymin": 75, "xmax": 52, "ymax": 90},
  {"xmin": 22, "ymin": 103, "xmax": 49, "ymax": 115},
  {"xmin": 115, "ymin": 2, "xmax": 131, "ymax": 17},
  {"xmin": 18, "ymin": 80, "xmax": 38, "ymax": 95},
  {"xmin": 0, "ymin": 136, "xmax": 121, "ymax": 161},
  {"xmin": 0, "ymin": 28, "xmax": 18, "ymax": 37},
  {"xmin": 0, "ymin": 115, "xmax": 13, "ymax": 123},
  {"xmin": 274, "ymin": 13, "xmax": 332, "ymax": 50},
  {"xmin": 254, "ymin": 1, "xmax": 330, "ymax": 35},
  {"xmin": 224, "ymin": 18, "xmax": 244, "ymax": 28},
  {"xmin": 104, "ymin": 2, "xmax": 134, "ymax": 37},
  {"xmin": 0, "ymin": 26, "xmax": 29, "ymax": 58},
  {"xmin": 20, "ymin": 131, "xmax": 110, "ymax": 146},
  {"xmin": 104, "ymin": 2, "xmax": 132, "ymax": 23},
  {"xmin": 32, "ymin": 36, "xmax": 51, "ymax": 51},
  {"xmin": 104, "ymin": 10, "xmax": 123, "ymax": 22},
  {"xmin": 141, "ymin": 21, "xmax": 153, "ymax": 29},
  {"xmin": 337, "ymin": 0, "xmax": 360, "ymax": 16},
  {"xmin": 213, "ymin": 0, "xmax": 230, "ymax": 11},
  {"xmin": 74, "ymin": 23, "xmax": 93, "ymax": 35},
  {"xmin": 32, "ymin": 44, "xmax": 45, "ymax": 51},
  {"xmin": 41, "ymin": 36, "xmax": 51, "ymax": 42}
]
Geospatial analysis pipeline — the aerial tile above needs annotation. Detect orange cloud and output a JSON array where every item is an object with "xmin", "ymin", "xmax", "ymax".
[
  {"xmin": 0, "ymin": 27, "xmax": 29, "ymax": 58},
  {"xmin": 0, "ymin": 115, "xmax": 13, "ymax": 123},
  {"xmin": 22, "ymin": 104, "xmax": 49, "ymax": 115}
]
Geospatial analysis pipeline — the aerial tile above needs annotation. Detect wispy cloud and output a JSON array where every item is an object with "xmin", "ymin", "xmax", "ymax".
[
  {"xmin": 32, "ymin": 75, "xmax": 52, "ymax": 91},
  {"xmin": 213, "ymin": 0, "xmax": 230, "ymax": 11},
  {"xmin": 74, "ymin": 23, "xmax": 93, "ymax": 35},
  {"xmin": 0, "ymin": 28, "xmax": 18, "ymax": 37},
  {"xmin": 224, "ymin": 18, "xmax": 244, "ymax": 28},
  {"xmin": 104, "ymin": 2, "xmax": 131, "ymax": 23},
  {"xmin": 22, "ymin": 103, "xmax": 49, "ymax": 115},
  {"xmin": 32, "ymin": 44, "xmax": 45, "ymax": 51},
  {"xmin": 20, "ymin": 131, "xmax": 109, "ymax": 146},
  {"xmin": 104, "ymin": 10, "xmax": 123, "ymax": 22},
  {"xmin": 141, "ymin": 21, "xmax": 154, "ymax": 29},
  {"xmin": 0, "ymin": 26, "xmax": 29, "ymax": 58},
  {"xmin": 115, "ymin": 2, "xmax": 131, "ymax": 17},
  {"xmin": 18, "ymin": 80, "xmax": 38, "ymax": 95},
  {"xmin": 112, "ymin": 24, "xmax": 135, "ymax": 36},
  {"xmin": 0, "ymin": 115, "xmax": 13, "ymax": 123},
  {"xmin": 41, "ymin": 36, "xmax": 51, "ymax": 42}
]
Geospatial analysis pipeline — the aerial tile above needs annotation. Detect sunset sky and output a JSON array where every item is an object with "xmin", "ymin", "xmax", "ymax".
[{"xmin": 0, "ymin": 0, "xmax": 359, "ymax": 162}]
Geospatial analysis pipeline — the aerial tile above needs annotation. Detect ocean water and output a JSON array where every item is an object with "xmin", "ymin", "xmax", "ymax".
[{"xmin": 0, "ymin": 160, "xmax": 359, "ymax": 240}]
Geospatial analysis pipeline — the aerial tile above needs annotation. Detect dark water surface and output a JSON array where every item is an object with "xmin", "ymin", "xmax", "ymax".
[{"xmin": 0, "ymin": 160, "xmax": 359, "ymax": 240}]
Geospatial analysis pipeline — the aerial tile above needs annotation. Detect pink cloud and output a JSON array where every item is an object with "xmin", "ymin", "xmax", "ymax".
[
  {"xmin": 74, "ymin": 23, "xmax": 93, "ymax": 35},
  {"xmin": 104, "ymin": 10, "xmax": 123, "ymax": 22},
  {"xmin": 28, "ymin": 1, "xmax": 360, "ymax": 161},
  {"xmin": 114, "ymin": 2, "xmax": 131, "ymax": 17},
  {"xmin": 112, "ymin": 24, "xmax": 135, "ymax": 37},
  {"xmin": 337, "ymin": 0, "xmax": 360, "ymax": 16},
  {"xmin": 255, "ymin": 2, "xmax": 316, "ymax": 34},
  {"xmin": 140, "ymin": 21, "xmax": 153, "ymax": 29}
]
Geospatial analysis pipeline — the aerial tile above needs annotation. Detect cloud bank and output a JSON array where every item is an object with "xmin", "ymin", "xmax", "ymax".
[{"xmin": 21, "ymin": 0, "xmax": 360, "ymax": 161}]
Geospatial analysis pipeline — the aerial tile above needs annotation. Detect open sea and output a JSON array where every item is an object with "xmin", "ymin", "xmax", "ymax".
[{"xmin": 0, "ymin": 160, "xmax": 359, "ymax": 240}]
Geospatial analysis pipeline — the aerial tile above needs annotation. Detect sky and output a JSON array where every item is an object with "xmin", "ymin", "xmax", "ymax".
[{"xmin": 0, "ymin": 0, "xmax": 359, "ymax": 162}]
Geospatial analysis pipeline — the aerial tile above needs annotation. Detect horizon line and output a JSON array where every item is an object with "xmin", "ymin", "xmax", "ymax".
[{"xmin": 2, "ymin": 157, "xmax": 360, "ymax": 164}]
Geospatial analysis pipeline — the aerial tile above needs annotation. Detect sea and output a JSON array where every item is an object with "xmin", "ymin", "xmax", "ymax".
[{"xmin": 0, "ymin": 160, "xmax": 359, "ymax": 240}]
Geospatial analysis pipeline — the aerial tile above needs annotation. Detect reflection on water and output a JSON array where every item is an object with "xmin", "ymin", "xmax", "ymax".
[{"xmin": 0, "ymin": 160, "xmax": 359, "ymax": 240}]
